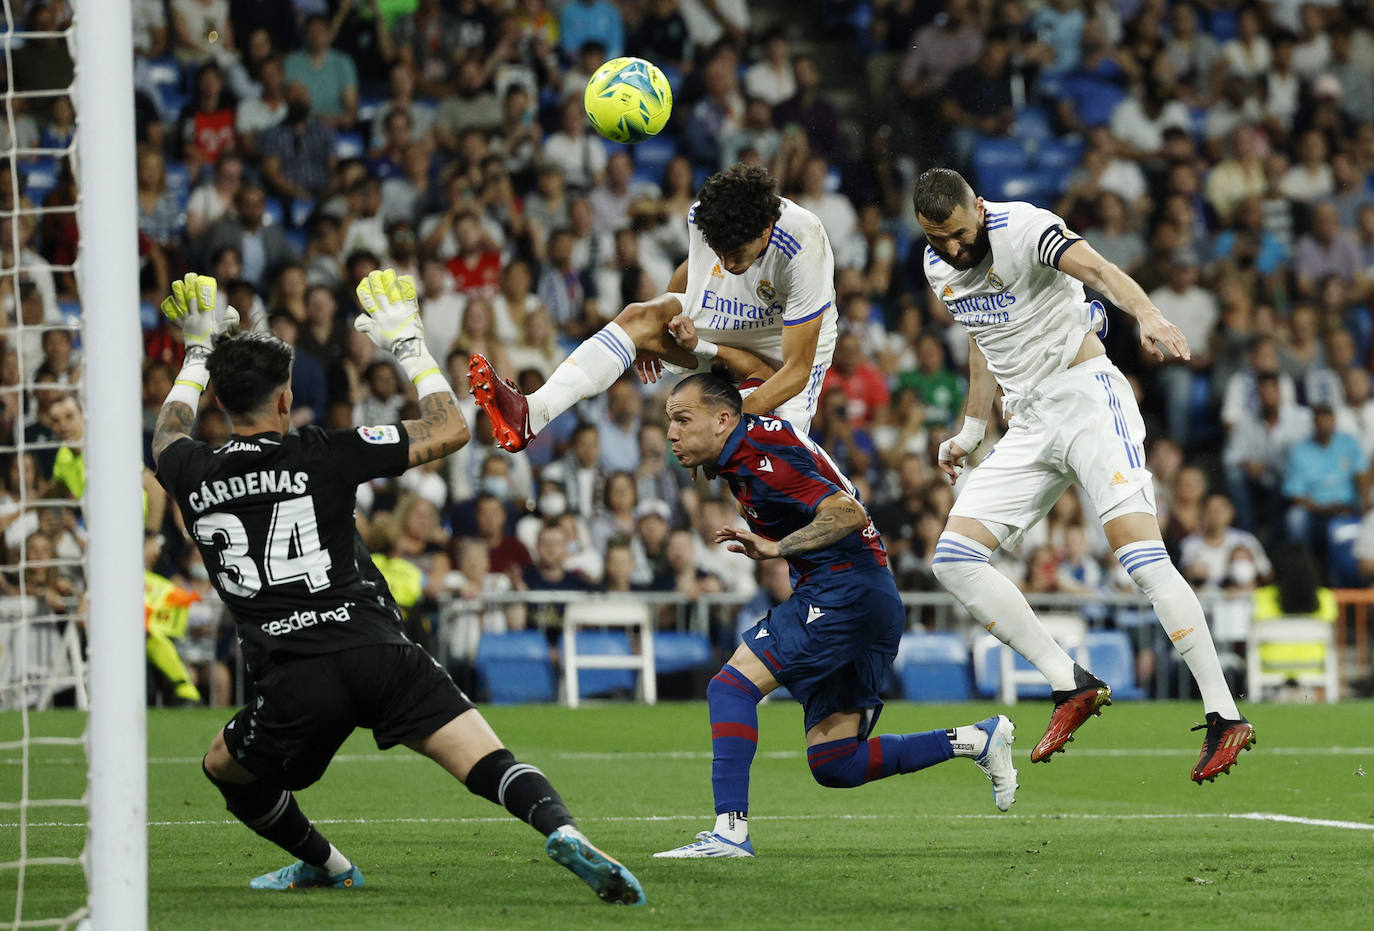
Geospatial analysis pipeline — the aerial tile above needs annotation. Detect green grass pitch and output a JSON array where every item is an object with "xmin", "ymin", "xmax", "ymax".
[{"xmin": 3, "ymin": 700, "xmax": 1372, "ymax": 929}]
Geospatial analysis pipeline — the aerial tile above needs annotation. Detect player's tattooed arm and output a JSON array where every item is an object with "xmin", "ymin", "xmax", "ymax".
[
  {"xmin": 403, "ymin": 390, "xmax": 471, "ymax": 466},
  {"xmin": 775, "ymin": 493, "xmax": 867, "ymax": 557},
  {"xmin": 720, "ymin": 493, "xmax": 867, "ymax": 560},
  {"xmin": 152, "ymin": 401, "xmax": 196, "ymax": 466}
]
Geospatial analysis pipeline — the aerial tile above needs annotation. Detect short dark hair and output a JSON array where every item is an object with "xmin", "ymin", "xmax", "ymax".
[
  {"xmin": 671, "ymin": 371, "xmax": 742, "ymax": 418},
  {"xmin": 207, "ymin": 332, "xmax": 293, "ymax": 416},
  {"xmin": 693, "ymin": 164, "xmax": 782, "ymax": 254},
  {"xmin": 913, "ymin": 167, "xmax": 975, "ymax": 222}
]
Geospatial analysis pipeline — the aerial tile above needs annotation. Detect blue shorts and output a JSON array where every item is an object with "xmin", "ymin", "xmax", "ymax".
[{"xmin": 742, "ymin": 569, "xmax": 904, "ymax": 735}]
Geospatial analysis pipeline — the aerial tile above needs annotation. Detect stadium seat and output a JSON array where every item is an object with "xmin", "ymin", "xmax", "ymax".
[
  {"xmin": 164, "ymin": 161, "xmax": 191, "ymax": 196},
  {"xmin": 632, "ymin": 136, "xmax": 678, "ymax": 185},
  {"xmin": 263, "ymin": 198, "xmax": 285, "ymax": 227},
  {"xmin": 894, "ymin": 632, "xmax": 972, "ymax": 702},
  {"xmin": 1035, "ymin": 138, "xmax": 1084, "ymax": 172},
  {"xmin": 475, "ymin": 631, "xmax": 556, "ymax": 704},
  {"xmin": 1083, "ymin": 630, "xmax": 1145, "ymax": 700},
  {"xmin": 653, "ymin": 630, "xmax": 712, "ymax": 675},
  {"xmin": 1012, "ymin": 107, "xmax": 1053, "ymax": 148},
  {"xmin": 21, "ymin": 165, "xmax": 57, "ymax": 203},
  {"xmin": 573, "ymin": 629, "xmax": 637, "ymax": 698},
  {"xmin": 1327, "ymin": 516, "xmax": 1363, "ymax": 587},
  {"xmin": 562, "ymin": 600, "xmax": 656, "ymax": 706},
  {"xmin": 334, "ymin": 131, "xmax": 365, "ymax": 160},
  {"xmin": 290, "ymin": 198, "xmax": 316, "ymax": 229},
  {"xmin": 1246, "ymin": 615, "xmax": 1338, "ymax": 703}
]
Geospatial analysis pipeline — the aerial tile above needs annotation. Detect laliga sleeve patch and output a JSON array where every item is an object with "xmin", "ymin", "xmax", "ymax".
[{"xmin": 357, "ymin": 425, "xmax": 401, "ymax": 445}]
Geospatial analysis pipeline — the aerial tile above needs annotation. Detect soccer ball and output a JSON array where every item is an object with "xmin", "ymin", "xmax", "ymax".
[{"xmin": 583, "ymin": 57, "xmax": 673, "ymax": 144}]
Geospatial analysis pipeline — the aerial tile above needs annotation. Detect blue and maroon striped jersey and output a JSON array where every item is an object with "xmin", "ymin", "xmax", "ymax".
[{"xmin": 706, "ymin": 415, "xmax": 888, "ymax": 583}]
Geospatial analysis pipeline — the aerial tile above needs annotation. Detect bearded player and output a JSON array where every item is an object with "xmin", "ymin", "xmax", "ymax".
[
  {"xmin": 152, "ymin": 271, "xmax": 644, "ymax": 904},
  {"xmin": 915, "ymin": 168, "xmax": 1254, "ymax": 783},
  {"xmin": 653, "ymin": 372, "xmax": 1017, "ymax": 858},
  {"xmin": 468, "ymin": 163, "xmax": 837, "ymax": 445}
]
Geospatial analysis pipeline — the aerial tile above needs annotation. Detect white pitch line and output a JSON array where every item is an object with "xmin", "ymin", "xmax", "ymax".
[
  {"xmin": 2, "ymin": 747, "xmax": 1371, "ymax": 767},
  {"xmin": 2, "ymin": 811, "xmax": 1370, "ymax": 832}
]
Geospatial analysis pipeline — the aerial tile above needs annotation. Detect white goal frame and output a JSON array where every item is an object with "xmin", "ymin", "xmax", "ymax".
[{"xmin": 76, "ymin": 0, "xmax": 146, "ymax": 928}]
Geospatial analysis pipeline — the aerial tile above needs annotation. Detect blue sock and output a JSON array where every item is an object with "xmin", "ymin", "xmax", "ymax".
[
  {"xmin": 806, "ymin": 731, "xmax": 954, "ymax": 788},
  {"xmin": 707, "ymin": 665, "xmax": 763, "ymax": 815}
]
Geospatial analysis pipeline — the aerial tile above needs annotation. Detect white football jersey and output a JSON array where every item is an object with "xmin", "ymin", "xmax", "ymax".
[
  {"xmin": 923, "ymin": 200, "xmax": 1097, "ymax": 405},
  {"xmin": 680, "ymin": 196, "xmax": 838, "ymax": 370}
]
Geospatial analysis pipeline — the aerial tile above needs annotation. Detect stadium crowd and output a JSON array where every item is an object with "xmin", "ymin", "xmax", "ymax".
[{"xmin": 3, "ymin": 0, "xmax": 1374, "ymax": 703}]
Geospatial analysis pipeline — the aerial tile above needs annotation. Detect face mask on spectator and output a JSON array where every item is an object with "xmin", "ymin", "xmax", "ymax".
[
  {"xmin": 1228, "ymin": 559, "xmax": 1257, "ymax": 586},
  {"xmin": 540, "ymin": 491, "xmax": 567, "ymax": 518},
  {"xmin": 481, "ymin": 476, "xmax": 511, "ymax": 498}
]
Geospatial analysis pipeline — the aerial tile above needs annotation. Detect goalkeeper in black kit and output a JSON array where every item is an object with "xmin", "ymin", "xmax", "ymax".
[{"xmin": 152, "ymin": 270, "xmax": 644, "ymax": 905}]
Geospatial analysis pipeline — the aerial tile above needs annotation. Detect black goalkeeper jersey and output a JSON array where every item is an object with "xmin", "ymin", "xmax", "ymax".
[{"xmin": 156, "ymin": 424, "xmax": 414, "ymax": 672}]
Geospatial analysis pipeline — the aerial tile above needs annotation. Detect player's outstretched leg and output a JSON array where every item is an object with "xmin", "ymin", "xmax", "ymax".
[
  {"xmin": 655, "ymin": 665, "xmax": 762, "ymax": 858},
  {"xmin": 1111, "ymin": 533, "xmax": 1254, "ymax": 782},
  {"xmin": 413, "ymin": 713, "xmax": 644, "ymax": 905},
  {"xmin": 931, "ymin": 529, "xmax": 1112, "ymax": 760},
  {"xmin": 802, "ymin": 715, "xmax": 1018, "ymax": 811},
  {"xmin": 470, "ymin": 320, "xmax": 641, "ymax": 452},
  {"xmin": 202, "ymin": 738, "xmax": 362, "ymax": 891}
]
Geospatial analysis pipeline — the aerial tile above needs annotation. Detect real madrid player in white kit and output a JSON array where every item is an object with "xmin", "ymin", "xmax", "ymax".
[
  {"xmin": 914, "ymin": 168, "xmax": 1255, "ymax": 784},
  {"xmin": 468, "ymin": 164, "xmax": 837, "ymax": 447}
]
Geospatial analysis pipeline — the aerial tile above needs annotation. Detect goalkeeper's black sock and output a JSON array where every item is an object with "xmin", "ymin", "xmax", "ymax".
[
  {"xmin": 203, "ymin": 761, "xmax": 332, "ymax": 868},
  {"xmin": 465, "ymin": 748, "xmax": 575, "ymax": 836}
]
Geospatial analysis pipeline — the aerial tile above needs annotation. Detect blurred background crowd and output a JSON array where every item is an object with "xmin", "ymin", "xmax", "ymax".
[{"xmin": 4, "ymin": 0, "xmax": 1374, "ymax": 704}]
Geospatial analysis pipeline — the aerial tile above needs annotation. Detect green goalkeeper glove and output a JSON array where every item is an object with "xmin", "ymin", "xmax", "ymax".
[
  {"xmin": 160, "ymin": 273, "xmax": 240, "ymax": 393},
  {"xmin": 353, "ymin": 268, "xmax": 440, "ymax": 385}
]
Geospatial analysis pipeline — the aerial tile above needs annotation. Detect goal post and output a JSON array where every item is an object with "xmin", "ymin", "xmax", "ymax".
[{"xmin": 76, "ymin": 0, "xmax": 147, "ymax": 927}]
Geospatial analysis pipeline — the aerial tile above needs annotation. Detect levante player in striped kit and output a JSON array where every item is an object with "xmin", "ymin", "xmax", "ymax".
[{"xmin": 652, "ymin": 372, "xmax": 1017, "ymax": 858}]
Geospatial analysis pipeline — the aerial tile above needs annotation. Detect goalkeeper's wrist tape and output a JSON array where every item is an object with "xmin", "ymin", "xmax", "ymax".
[
  {"xmin": 393, "ymin": 337, "xmax": 448, "ymax": 397},
  {"xmin": 693, "ymin": 338, "xmax": 719, "ymax": 363},
  {"xmin": 168, "ymin": 345, "xmax": 210, "ymax": 407}
]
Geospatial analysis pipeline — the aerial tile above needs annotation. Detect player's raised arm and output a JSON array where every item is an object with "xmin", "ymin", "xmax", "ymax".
[
  {"xmin": 717, "ymin": 491, "xmax": 867, "ymax": 560},
  {"xmin": 354, "ymin": 269, "xmax": 471, "ymax": 466},
  {"xmin": 152, "ymin": 273, "xmax": 241, "ymax": 465},
  {"xmin": 1056, "ymin": 239, "xmax": 1191, "ymax": 363}
]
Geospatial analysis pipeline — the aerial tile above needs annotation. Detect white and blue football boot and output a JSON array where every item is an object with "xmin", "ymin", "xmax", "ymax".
[
  {"xmin": 248, "ymin": 860, "xmax": 364, "ymax": 890},
  {"xmin": 653, "ymin": 830, "xmax": 756, "ymax": 858},
  {"xmin": 973, "ymin": 714, "xmax": 1018, "ymax": 812}
]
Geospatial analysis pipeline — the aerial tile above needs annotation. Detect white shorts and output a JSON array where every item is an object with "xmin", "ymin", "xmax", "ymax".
[
  {"xmin": 949, "ymin": 356, "xmax": 1157, "ymax": 548},
  {"xmin": 666, "ymin": 291, "xmax": 829, "ymax": 434}
]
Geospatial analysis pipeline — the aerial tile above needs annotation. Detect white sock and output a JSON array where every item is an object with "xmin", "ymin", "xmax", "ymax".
[
  {"xmin": 322, "ymin": 844, "xmax": 351, "ymax": 875},
  {"xmin": 932, "ymin": 532, "xmax": 1077, "ymax": 691},
  {"xmin": 947, "ymin": 725, "xmax": 990, "ymax": 759},
  {"xmin": 713, "ymin": 811, "xmax": 748, "ymax": 842},
  {"xmin": 527, "ymin": 322, "xmax": 636, "ymax": 432},
  {"xmin": 1116, "ymin": 542, "xmax": 1241, "ymax": 719}
]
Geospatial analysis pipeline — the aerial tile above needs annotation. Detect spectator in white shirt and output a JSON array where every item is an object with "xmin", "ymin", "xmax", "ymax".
[
  {"xmin": 1179, "ymin": 494, "xmax": 1273, "ymax": 590},
  {"xmin": 743, "ymin": 29, "xmax": 796, "ymax": 106},
  {"xmin": 1224, "ymin": 372, "xmax": 1312, "ymax": 539},
  {"xmin": 185, "ymin": 154, "xmax": 242, "ymax": 242},
  {"xmin": 1148, "ymin": 253, "xmax": 1217, "ymax": 449},
  {"xmin": 795, "ymin": 156, "xmax": 862, "ymax": 269},
  {"xmin": 1221, "ymin": 5, "xmax": 1272, "ymax": 78}
]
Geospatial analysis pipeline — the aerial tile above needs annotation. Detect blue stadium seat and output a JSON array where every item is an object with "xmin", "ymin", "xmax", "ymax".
[
  {"xmin": 1012, "ymin": 107, "xmax": 1053, "ymax": 148},
  {"xmin": 140, "ymin": 301, "xmax": 161, "ymax": 331},
  {"xmin": 334, "ymin": 131, "xmax": 365, "ymax": 160},
  {"xmin": 1328, "ymin": 516, "xmax": 1363, "ymax": 587},
  {"xmin": 575, "ymin": 630, "xmax": 637, "ymax": 697},
  {"xmin": 894, "ymin": 632, "xmax": 972, "ymax": 702},
  {"xmin": 987, "ymin": 170, "xmax": 1057, "ymax": 203},
  {"xmin": 1207, "ymin": 9, "xmax": 1239, "ymax": 42},
  {"xmin": 632, "ymin": 135, "xmax": 678, "ymax": 185},
  {"xmin": 972, "ymin": 633, "xmax": 1052, "ymax": 699},
  {"xmin": 290, "ymin": 198, "xmax": 316, "ymax": 228},
  {"xmin": 1035, "ymin": 138, "xmax": 1084, "ymax": 172},
  {"xmin": 653, "ymin": 630, "xmax": 712, "ymax": 675},
  {"xmin": 263, "ymin": 198, "xmax": 285, "ymax": 228},
  {"xmin": 476, "ymin": 631, "xmax": 556, "ymax": 704},
  {"xmin": 164, "ymin": 160, "xmax": 191, "ymax": 196},
  {"xmin": 1083, "ymin": 631, "xmax": 1144, "ymax": 700},
  {"xmin": 21, "ymin": 164, "xmax": 57, "ymax": 202}
]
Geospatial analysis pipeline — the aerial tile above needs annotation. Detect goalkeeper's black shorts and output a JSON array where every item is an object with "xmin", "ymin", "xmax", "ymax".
[{"xmin": 221, "ymin": 642, "xmax": 473, "ymax": 790}]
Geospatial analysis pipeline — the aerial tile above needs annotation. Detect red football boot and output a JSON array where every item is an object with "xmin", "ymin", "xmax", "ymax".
[
  {"xmin": 468, "ymin": 353, "xmax": 535, "ymax": 452},
  {"xmin": 1190, "ymin": 713, "xmax": 1256, "ymax": 783},
  {"xmin": 1030, "ymin": 665, "xmax": 1112, "ymax": 763}
]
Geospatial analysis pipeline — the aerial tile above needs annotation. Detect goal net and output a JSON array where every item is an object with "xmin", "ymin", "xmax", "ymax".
[{"xmin": 1, "ymin": 1, "xmax": 145, "ymax": 928}]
